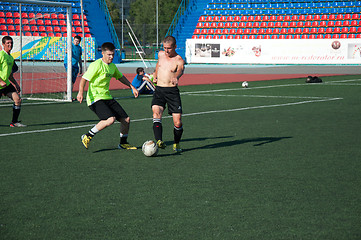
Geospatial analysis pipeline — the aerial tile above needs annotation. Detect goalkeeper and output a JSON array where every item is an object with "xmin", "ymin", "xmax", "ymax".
[{"xmin": 77, "ymin": 42, "xmax": 139, "ymax": 150}]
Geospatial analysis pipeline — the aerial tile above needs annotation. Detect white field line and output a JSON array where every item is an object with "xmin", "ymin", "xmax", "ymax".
[
  {"xmin": 187, "ymin": 93, "xmax": 332, "ymax": 99},
  {"xmin": 0, "ymin": 97, "xmax": 342, "ymax": 138}
]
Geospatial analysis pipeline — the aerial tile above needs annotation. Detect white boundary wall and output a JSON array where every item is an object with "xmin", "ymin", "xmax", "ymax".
[{"xmin": 186, "ymin": 39, "xmax": 361, "ymax": 64}]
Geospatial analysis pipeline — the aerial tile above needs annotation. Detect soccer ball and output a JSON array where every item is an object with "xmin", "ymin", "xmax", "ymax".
[
  {"xmin": 242, "ymin": 81, "xmax": 249, "ymax": 88},
  {"xmin": 142, "ymin": 140, "xmax": 158, "ymax": 157}
]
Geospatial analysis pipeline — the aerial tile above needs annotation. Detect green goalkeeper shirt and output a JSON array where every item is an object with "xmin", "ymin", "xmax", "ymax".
[
  {"xmin": 0, "ymin": 50, "xmax": 14, "ymax": 90},
  {"xmin": 82, "ymin": 59, "xmax": 123, "ymax": 106}
]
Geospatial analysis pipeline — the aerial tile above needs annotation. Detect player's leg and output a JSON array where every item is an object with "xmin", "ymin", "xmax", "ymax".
[
  {"xmin": 81, "ymin": 100, "xmax": 115, "ymax": 149},
  {"xmin": 152, "ymin": 105, "xmax": 166, "ymax": 148},
  {"xmin": 8, "ymin": 89, "xmax": 26, "ymax": 127},
  {"xmin": 172, "ymin": 113, "xmax": 183, "ymax": 152}
]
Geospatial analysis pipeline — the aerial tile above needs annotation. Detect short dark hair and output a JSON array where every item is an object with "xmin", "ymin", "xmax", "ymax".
[
  {"xmin": 163, "ymin": 35, "xmax": 176, "ymax": 46},
  {"xmin": 74, "ymin": 35, "xmax": 82, "ymax": 41},
  {"xmin": 101, "ymin": 42, "xmax": 115, "ymax": 52},
  {"xmin": 2, "ymin": 36, "xmax": 13, "ymax": 44},
  {"xmin": 136, "ymin": 67, "xmax": 144, "ymax": 75}
]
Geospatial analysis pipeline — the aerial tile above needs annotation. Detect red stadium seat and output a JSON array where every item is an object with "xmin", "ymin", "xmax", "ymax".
[
  {"xmin": 234, "ymin": 35, "xmax": 241, "ymax": 39},
  {"xmin": 279, "ymin": 35, "xmax": 285, "ymax": 39},
  {"xmin": 280, "ymin": 28, "xmax": 287, "ymax": 34},
  {"xmin": 317, "ymin": 35, "xmax": 323, "ymax": 39},
  {"xmin": 225, "ymin": 22, "xmax": 231, "ymax": 28},
  {"xmin": 9, "ymin": 32, "xmax": 16, "ymax": 36},
  {"xmin": 54, "ymin": 26, "xmax": 61, "ymax": 32},
  {"xmin": 297, "ymin": 22, "xmax": 303, "ymax": 28},
  {"xmin": 48, "ymin": 32, "xmax": 55, "ymax": 37},
  {"xmin": 233, "ymin": 16, "xmax": 240, "ymax": 22},
  {"xmin": 326, "ymin": 28, "xmax": 333, "ymax": 34},
  {"xmin": 241, "ymin": 16, "xmax": 247, "ymax": 22},
  {"xmin": 73, "ymin": 14, "xmax": 80, "ymax": 20},
  {"xmin": 7, "ymin": 25, "xmax": 15, "ymax": 31},
  {"xmin": 0, "ymin": 25, "xmax": 6, "ymax": 31},
  {"xmin": 267, "ymin": 22, "xmax": 274, "ymax": 28},
  {"xmin": 320, "ymin": 21, "xmax": 327, "ymax": 27},
  {"xmin": 52, "ymin": 20, "xmax": 59, "ymax": 25},
  {"xmin": 74, "ymin": 21, "xmax": 81, "ymax": 26},
  {"xmin": 324, "ymin": 34, "xmax": 332, "ymax": 39},
  {"xmin": 294, "ymin": 35, "xmax": 301, "ymax": 39},
  {"xmin": 329, "ymin": 15, "xmax": 336, "ymax": 21},
  {"xmin": 203, "ymin": 22, "xmax": 210, "ymax": 28},
  {"xmin": 46, "ymin": 26, "xmax": 53, "ymax": 32},
  {"xmin": 299, "ymin": 15, "xmax": 306, "ymax": 21},
  {"xmin": 244, "ymin": 29, "xmax": 250, "ymax": 34},
  {"xmin": 222, "ymin": 29, "xmax": 229, "ymax": 34},
  {"xmin": 76, "ymin": 27, "xmax": 82, "ymax": 33},
  {"xmin": 284, "ymin": 15, "xmax": 291, "ymax": 21},
  {"xmin": 28, "ymin": 13, "xmax": 35, "ymax": 18},
  {"xmin": 215, "ymin": 29, "xmax": 222, "ymax": 34},
  {"xmin": 232, "ymin": 22, "xmax": 238, "ymax": 28},
  {"xmin": 350, "ymin": 27, "xmax": 357, "ymax": 33},
  {"xmin": 282, "ymin": 22, "xmax": 288, "ymax": 28},
  {"xmin": 23, "ymin": 25, "xmax": 30, "ymax": 32},
  {"xmin": 227, "ymin": 16, "xmax": 233, "ymax": 22},
  {"xmin": 39, "ymin": 26, "xmax": 46, "ymax": 32},
  {"xmin": 327, "ymin": 21, "xmax": 334, "ymax": 27},
  {"xmin": 208, "ymin": 29, "xmax": 214, "ymax": 34},
  {"xmin": 333, "ymin": 27, "xmax": 341, "ymax": 33},
  {"xmin": 341, "ymin": 27, "xmax": 349, "ymax": 33},
  {"xmin": 0, "ymin": 18, "xmax": 5, "ymax": 24},
  {"xmin": 43, "ymin": 13, "xmax": 50, "ymax": 19},
  {"xmin": 351, "ymin": 14, "xmax": 359, "ymax": 20},
  {"xmin": 306, "ymin": 15, "xmax": 313, "ymax": 21},
  {"xmin": 229, "ymin": 29, "xmax": 236, "ymax": 34},
  {"xmin": 45, "ymin": 20, "xmax": 52, "ymax": 25},
  {"xmin": 14, "ymin": 18, "xmax": 20, "ymax": 25},
  {"xmin": 288, "ymin": 28, "xmax": 294, "ymax": 34},
  {"xmin": 33, "ymin": 32, "xmax": 39, "ymax": 36},
  {"xmin": 269, "ymin": 16, "xmax": 276, "ymax": 22},
  {"xmin": 264, "ymin": 35, "xmax": 271, "ymax": 39},
  {"xmin": 336, "ymin": 14, "xmax": 343, "ymax": 20},
  {"xmin": 196, "ymin": 22, "xmax": 202, "ymax": 28},
  {"xmin": 253, "ymin": 22, "xmax": 259, "ymax": 28},
  {"xmin": 246, "ymin": 22, "xmax": 252, "ymax": 28},
  {"xmin": 340, "ymin": 34, "xmax": 347, "ymax": 38},
  {"xmin": 351, "ymin": 20, "xmax": 358, "ymax": 26},
  {"xmin": 318, "ymin": 28, "xmax": 325, "ymax": 34},
  {"xmin": 266, "ymin": 28, "xmax": 272, "ymax": 34},
  {"xmin": 25, "ymin": 32, "xmax": 32, "ymax": 36},
  {"xmin": 273, "ymin": 28, "xmax": 279, "ymax": 34},
  {"xmin": 277, "ymin": 15, "xmax": 283, "ymax": 21},
  {"xmin": 29, "ymin": 19, "xmax": 36, "ymax": 25},
  {"xmin": 31, "ymin": 26, "xmax": 38, "ymax": 32},
  {"xmin": 220, "ymin": 35, "xmax": 226, "ymax": 39},
  {"xmin": 343, "ymin": 21, "xmax": 350, "ymax": 27},
  {"xmin": 309, "ymin": 35, "xmax": 315, "ymax": 39},
  {"xmin": 213, "ymin": 16, "xmax": 219, "ymax": 22},
  {"xmin": 242, "ymin": 35, "xmax": 247, "ymax": 39},
  {"xmin": 275, "ymin": 22, "xmax": 282, "ymax": 28},
  {"xmin": 271, "ymin": 35, "xmax": 278, "ymax": 39},
  {"xmin": 249, "ymin": 35, "xmax": 255, "ymax": 39},
  {"xmin": 312, "ymin": 21, "xmax": 318, "ymax": 27},
  {"xmin": 6, "ymin": 12, "xmax": 13, "ymax": 18},
  {"xmin": 349, "ymin": 34, "xmax": 355, "ymax": 38},
  {"xmin": 193, "ymin": 28, "xmax": 200, "ymax": 34},
  {"xmin": 6, "ymin": 19, "xmax": 14, "ymax": 24},
  {"xmin": 58, "ymin": 14, "xmax": 66, "ymax": 20},
  {"xmin": 295, "ymin": 28, "xmax": 302, "ymax": 34},
  {"xmin": 200, "ymin": 29, "xmax": 207, "ymax": 34},
  {"xmin": 40, "ymin": 32, "xmax": 47, "ymax": 37},
  {"xmin": 289, "ymin": 22, "xmax": 297, "ymax": 28},
  {"xmin": 251, "ymin": 28, "xmax": 258, "ymax": 34},
  {"xmin": 286, "ymin": 35, "xmax": 293, "ymax": 39},
  {"xmin": 260, "ymin": 22, "xmax": 267, "ymax": 28},
  {"xmin": 205, "ymin": 16, "xmax": 212, "ymax": 22},
  {"xmin": 236, "ymin": 29, "xmax": 242, "ymax": 34},
  {"xmin": 206, "ymin": 35, "xmax": 212, "ymax": 39},
  {"xmin": 304, "ymin": 22, "xmax": 312, "ymax": 28},
  {"xmin": 220, "ymin": 16, "xmax": 226, "ymax": 22},
  {"xmin": 248, "ymin": 16, "xmax": 254, "ymax": 21},
  {"xmin": 210, "ymin": 22, "xmax": 217, "ymax": 28},
  {"xmin": 357, "ymin": 34, "xmax": 361, "ymax": 38},
  {"xmin": 37, "ymin": 19, "xmax": 44, "ymax": 25},
  {"xmin": 303, "ymin": 28, "xmax": 309, "ymax": 34},
  {"xmin": 321, "ymin": 15, "xmax": 328, "ymax": 21},
  {"xmin": 255, "ymin": 16, "xmax": 262, "ymax": 22},
  {"xmin": 263, "ymin": 16, "xmax": 269, "ymax": 21},
  {"xmin": 256, "ymin": 35, "xmax": 262, "ymax": 39},
  {"xmin": 344, "ymin": 14, "xmax": 351, "ymax": 20},
  {"xmin": 239, "ymin": 22, "xmax": 245, "ymax": 28},
  {"xmin": 227, "ymin": 35, "xmax": 233, "ymax": 39},
  {"xmin": 213, "ymin": 35, "xmax": 219, "ymax": 39},
  {"xmin": 0, "ymin": 12, "xmax": 4, "ymax": 18},
  {"xmin": 56, "ymin": 33, "xmax": 62, "ymax": 37}
]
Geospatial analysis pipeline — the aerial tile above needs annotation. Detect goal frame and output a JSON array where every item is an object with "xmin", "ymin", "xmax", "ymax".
[{"xmin": 5, "ymin": 0, "xmax": 73, "ymax": 101}]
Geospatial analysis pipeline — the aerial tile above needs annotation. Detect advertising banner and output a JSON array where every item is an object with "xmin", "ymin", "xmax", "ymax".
[{"xmin": 186, "ymin": 39, "xmax": 361, "ymax": 64}]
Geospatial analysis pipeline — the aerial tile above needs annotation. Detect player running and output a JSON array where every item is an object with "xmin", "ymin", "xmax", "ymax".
[{"xmin": 77, "ymin": 42, "xmax": 139, "ymax": 150}]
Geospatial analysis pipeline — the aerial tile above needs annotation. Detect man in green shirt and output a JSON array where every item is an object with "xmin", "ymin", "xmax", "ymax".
[
  {"xmin": 77, "ymin": 42, "xmax": 139, "ymax": 150},
  {"xmin": 0, "ymin": 36, "xmax": 26, "ymax": 127}
]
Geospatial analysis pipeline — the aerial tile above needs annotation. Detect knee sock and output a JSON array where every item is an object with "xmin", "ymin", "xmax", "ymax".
[
  {"xmin": 87, "ymin": 126, "xmax": 99, "ymax": 138},
  {"xmin": 12, "ymin": 104, "xmax": 21, "ymax": 123},
  {"xmin": 174, "ymin": 124, "xmax": 183, "ymax": 144},
  {"xmin": 120, "ymin": 133, "xmax": 128, "ymax": 144},
  {"xmin": 153, "ymin": 118, "xmax": 163, "ymax": 141}
]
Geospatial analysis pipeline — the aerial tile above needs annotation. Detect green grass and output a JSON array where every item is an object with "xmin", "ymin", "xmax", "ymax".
[{"xmin": 1, "ymin": 75, "xmax": 361, "ymax": 239}]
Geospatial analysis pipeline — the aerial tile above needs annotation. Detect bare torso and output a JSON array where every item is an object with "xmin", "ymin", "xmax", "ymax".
[{"xmin": 155, "ymin": 51, "xmax": 184, "ymax": 87}]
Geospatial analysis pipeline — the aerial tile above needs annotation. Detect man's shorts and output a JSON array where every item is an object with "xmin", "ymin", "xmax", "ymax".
[
  {"xmin": 89, "ymin": 99, "xmax": 128, "ymax": 121},
  {"xmin": 151, "ymin": 86, "xmax": 182, "ymax": 115},
  {"xmin": 0, "ymin": 84, "xmax": 17, "ymax": 98}
]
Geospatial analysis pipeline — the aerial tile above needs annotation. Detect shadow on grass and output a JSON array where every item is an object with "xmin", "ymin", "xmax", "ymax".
[
  {"xmin": 181, "ymin": 136, "xmax": 293, "ymax": 153},
  {"xmin": 92, "ymin": 136, "xmax": 292, "ymax": 155}
]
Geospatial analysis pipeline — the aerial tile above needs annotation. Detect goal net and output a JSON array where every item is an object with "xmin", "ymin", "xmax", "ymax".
[{"xmin": 1, "ymin": 0, "xmax": 73, "ymax": 101}]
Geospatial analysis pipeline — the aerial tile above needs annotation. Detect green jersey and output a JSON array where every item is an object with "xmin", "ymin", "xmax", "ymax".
[
  {"xmin": 83, "ymin": 59, "xmax": 123, "ymax": 106},
  {"xmin": 0, "ymin": 50, "xmax": 14, "ymax": 90}
]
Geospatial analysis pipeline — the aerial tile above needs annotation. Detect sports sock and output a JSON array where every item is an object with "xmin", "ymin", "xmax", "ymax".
[
  {"xmin": 174, "ymin": 124, "xmax": 183, "ymax": 144},
  {"xmin": 153, "ymin": 118, "xmax": 163, "ymax": 141},
  {"xmin": 87, "ymin": 126, "xmax": 99, "ymax": 137},
  {"xmin": 120, "ymin": 133, "xmax": 128, "ymax": 144},
  {"xmin": 12, "ymin": 104, "xmax": 21, "ymax": 123}
]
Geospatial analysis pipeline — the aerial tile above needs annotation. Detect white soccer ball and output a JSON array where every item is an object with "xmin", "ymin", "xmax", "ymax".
[
  {"xmin": 142, "ymin": 140, "xmax": 158, "ymax": 157},
  {"xmin": 242, "ymin": 81, "xmax": 249, "ymax": 88}
]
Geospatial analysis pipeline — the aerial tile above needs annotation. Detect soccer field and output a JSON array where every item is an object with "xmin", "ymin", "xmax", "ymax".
[{"xmin": 1, "ymin": 75, "xmax": 361, "ymax": 239}]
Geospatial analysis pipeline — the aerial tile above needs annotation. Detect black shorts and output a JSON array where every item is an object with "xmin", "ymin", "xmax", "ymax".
[
  {"xmin": 89, "ymin": 99, "xmax": 128, "ymax": 121},
  {"xmin": 0, "ymin": 84, "xmax": 17, "ymax": 98},
  {"xmin": 151, "ymin": 86, "xmax": 182, "ymax": 115}
]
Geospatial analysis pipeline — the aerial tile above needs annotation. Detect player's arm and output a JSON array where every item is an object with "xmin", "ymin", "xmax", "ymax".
[
  {"xmin": 118, "ymin": 75, "xmax": 139, "ymax": 98},
  {"xmin": 77, "ymin": 77, "xmax": 87, "ymax": 103},
  {"xmin": 0, "ymin": 77, "xmax": 6, "ymax": 88},
  {"xmin": 171, "ymin": 58, "xmax": 185, "ymax": 85},
  {"xmin": 152, "ymin": 58, "xmax": 160, "ymax": 84}
]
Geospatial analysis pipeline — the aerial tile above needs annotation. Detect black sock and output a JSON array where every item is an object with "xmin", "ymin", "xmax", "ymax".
[
  {"xmin": 153, "ymin": 118, "xmax": 162, "ymax": 141},
  {"xmin": 174, "ymin": 125, "xmax": 183, "ymax": 144},
  {"xmin": 12, "ymin": 104, "xmax": 21, "ymax": 123},
  {"xmin": 120, "ymin": 137, "xmax": 128, "ymax": 144}
]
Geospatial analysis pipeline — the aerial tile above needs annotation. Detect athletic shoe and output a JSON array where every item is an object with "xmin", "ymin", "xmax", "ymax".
[
  {"xmin": 118, "ymin": 143, "xmax": 137, "ymax": 150},
  {"xmin": 156, "ymin": 140, "xmax": 166, "ymax": 149},
  {"xmin": 10, "ymin": 122, "xmax": 27, "ymax": 127},
  {"xmin": 81, "ymin": 134, "xmax": 92, "ymax": 149},
  {"xmin": 173, "ymin": 143, "xmax": 182, "ymax": 153}
]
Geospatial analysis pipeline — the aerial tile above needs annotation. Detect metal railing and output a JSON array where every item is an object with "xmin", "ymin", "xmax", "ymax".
[{"xmin": 98, "ymin": 0, "xmax": 121, "ymax": 51}]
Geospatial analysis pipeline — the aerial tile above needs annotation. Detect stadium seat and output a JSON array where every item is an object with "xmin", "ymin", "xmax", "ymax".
[
  {"xmin": 312, "ymin": 21, "xmax": 318, "ymax": 27},
  {"xmin": 343, "ymin": 21, "xmax": 350, "ymax": 27},
  {"xmin": 23, "ymin": 25, "xmax": 30, "ymax": 32},
  {"xmin": 13, "ymin": 12, "xmax": 20, "ymax": 18},
  {"xmin": 0, "ymin": 18, "xmax": 4, "ymax": 24},
  {"xmin": 324, "ymin": 34, "xmax": 332, "ymax": 39},
  {"xmin": 193, "ymin": 28, "xmax": 200, "ymax": 34},
  {"xmin": 350, "ymin": 27, "xmax": 357, "ymax": 33},
  {"xmin": 295, "ymin": 28, "xmax": 302, "ymax": 34},
  {"xmin": 31, "ymin": 26, "xmax": 38, "ymax": 32},
  {"xmin": 336, "ymin": 14, "xmax": 344, "ymax": 20},
  {"xmin": 326, "ymin": 28, "xmax": 333, "ymax": 34},
  {"xmin": 43, "ymin": 13, "xmax": 51, "ymax": 19},
  {"xmin": 40, "ymin": 32, "xmax": 47, "ymax": 37},
  {"xmin": 54, "ymin": 26, "xmax": 61, "ymax": 32},
  {"xmin": 9, "ymin": 32, "xmax": 16, "ymax": 36},
  {"xmin": 37, "ymin": 19, "xmax": 44, "ymax": 25},
  {"xmin": 329, "ymin": 15, "xmax": 336, "ymax": 21},
  {"xmin": 29, "ymin": 19, "xmax": 36, "ymax": 25},
  {"xmin": 318, "ymin": 28, "xmax": 325, "ymax": 34},
  {"xmin": 321, "ymin": 15, "xmax": 328, "ymax": 21},
  {"xmin": 320, "ymin": 21, "xmax": 327, "ymax": 27},
  {"xmin": 58, "ymin": 14, "xmax": 66, "ymax": 20},
  {"xmin": 55, "ymin": 33, "xmax": 62, "ymax": 37},
  {"xmin": 297, "ymin": 22, "xmax": 303, "ymax": 28},
  {"xmin": 280, "ymin": 28, "xmax": 287, "ymax": 34},
  {"xmin": 267, "ymin": 22, "xmax": 274, "ymax": 28},
  {"xmin": 232, "ymin": 22, "xmax": 238, "ymax": 28},
  {"xmin": 287, "ymin": 28, "xmax": 294, "ymax": 34},
  {"xmin": 35, "ymin": 13, "xmax": 43, "ymax": 19},
  {"xmin": 303, "ymin": 28, "xmax": 309, "ymax": 34},
  {"xmin": 304, "ymin": 22, "xmax": 312, "ymax": 28},
  {"xmin": 208, "ymin": 29, "xmax": 214, "ymax": 34},
  {"xmin": 327, "ymin": 21, "xmax": 334, "ymax": 27},
  {"xmin": 271, "ymin": 35, "xmax": 277, "ymax": 39},
  {"xmin": 0, "ymin": 12, "xmax": 4, "ymax": 18},
  {"xmin": 25, "ymin": 32, "xmax": 32, "ymax": 36},
  {"xmin": 236, "ymin": 29, "xmax": 242, "ymax": 34},
  {"xmin": 210, "ymin": 22, "xmax": 217, "ymax": 28},
  {"xmin": 334, "ymin": 27, "xmax": 341, "ymax": 33},
  {"xmin": 340, "ymin": 34, "xmax": 348, "ymax": 38},
  {"xmin": 215, "ymin": 29, "xmax": 222, "ymax": 34},
  {"xmin": 200, "ymin": 29, "xmax": 207, "ymax": 34},
  {"xmin": 341, "ymin": 27, "xmax": 349, "ymax": 33},
  {"xmin": 39, "ymin": 26, "xmax": 46, "ymax": 32},
  {"xmin": 6, "ymin": 19, "xmax": 14, "ymax": 24},
  {"xmin": 294, "ymin": 35, "xmax": 301, "ymax": 39},
  {"xmin": 233, "ymin": 16, "xmax": 240, "ymax": 22},
  {"xmin": 349, "ymin": 34, "xmax": 355, "ymax": 38},
  {"xmin": 289, "ymin": 22, "xmax": 297, "ymax": 28},
  {"xmin": 1, "ymin": 31, "xmax": 8, "ymax": 36},
  {"xmin": 7, "ymin": 25, "xmax": 15, "ymax": 31},
  {"xmin": 357, "ymin": 34, "xmax": 361, "ymax": 38},
  {"xmin": 266, "ymin": 28, "xmax": 272, "ymax": 34},
  {"xmin": 45, "ymin": 20, "xmax": 52, "ymax": 25},
  {"xmin": 234, "ymin": 35, "xmax": 241, "ymax": 39},
  {"xmin": 73, "ymin": 14, "xmax": 80, "ymax": 20},
  {"xmin": 351, "ymin": 20, "xmax": 358, "ymax": 26},
  {"xmin": 48, "ymin": 32, "xmax": 55, "ymax": 37},
  {"xmin": 76, "ymin": 27, "xmax": 82, "ymax": 33},
  {"xmin": 46, "ymin": 26, "xmax": 53, "ymax": 32},
  {"xmin": 33, "ymin": 32, "xmax": 39, "ymax": 36},
  {"xmin": 51, "ymin": 13, "xmax": 57, "ymax": 19},
  {"xmin": 0, "ymin": 25, "xmax": 6, "ymax": 31},
  {"xmin": 352, "ymin": 14, "xmax": 359, "ymax": 20},
  {"xmin": 309, "ymin": 35, "xmax": 315, "ymax": 39},
  {"xmin": 74, "ymin": 21, "xmax": 81, "ymax": 26},
  {"xmin": 6, "ymin": 12, "xmax": 13, "ymax": 18}
]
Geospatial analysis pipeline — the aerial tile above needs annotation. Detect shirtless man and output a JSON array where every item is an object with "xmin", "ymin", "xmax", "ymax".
[{"xmin": 150, "ymin": 36, "xmax": 185, "ymax": 152}]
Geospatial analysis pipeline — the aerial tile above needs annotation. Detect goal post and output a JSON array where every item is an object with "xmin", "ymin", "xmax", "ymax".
[{"xmin": 4, "ymin": 0, "xmax": 73, "ymax": 101}]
